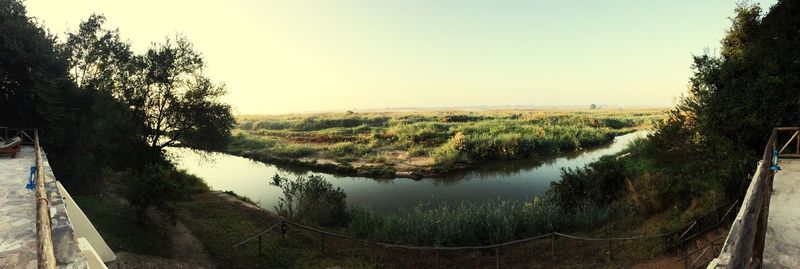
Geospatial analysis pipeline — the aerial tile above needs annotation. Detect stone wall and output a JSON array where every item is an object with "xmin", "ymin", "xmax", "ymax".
[{"xmin": 41, "ymin": 151, "xmax": 88, "ymax": 269}]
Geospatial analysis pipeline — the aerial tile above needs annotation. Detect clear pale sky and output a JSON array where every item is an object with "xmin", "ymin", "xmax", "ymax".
[{"xmin": 25, "ymin": 0, "xmax": 776, "ymax": 115}]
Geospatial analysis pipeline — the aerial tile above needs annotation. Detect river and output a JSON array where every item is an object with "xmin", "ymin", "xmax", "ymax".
[{"xmin": 168, "ymin": 130, "xmax": 648, "ymax": 212}]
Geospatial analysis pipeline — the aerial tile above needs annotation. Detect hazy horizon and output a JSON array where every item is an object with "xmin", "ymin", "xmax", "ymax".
[{"xmin": 25, "ymin": 0, "xmax": 777, "ymax": 115}]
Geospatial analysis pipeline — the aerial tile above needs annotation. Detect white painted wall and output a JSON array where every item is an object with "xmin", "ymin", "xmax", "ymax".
[{"xmin": 57, "ymin": 182, "xmax": 117, "ymax": 263}]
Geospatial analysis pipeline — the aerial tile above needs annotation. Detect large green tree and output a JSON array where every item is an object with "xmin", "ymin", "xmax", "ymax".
[
  {"xmin": 61, "ymin": 15, "xmax": 235, "ymax": 153},
  {"xmin": 650, "ymin": 0, "xmax": 800, "ymax": 199},
  {"xmin": 0, "ymin": 0, "xmax": 84, "ymax": 181}
]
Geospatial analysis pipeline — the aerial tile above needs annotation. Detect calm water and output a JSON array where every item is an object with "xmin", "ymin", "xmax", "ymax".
[{"xmin": 168, "ymin": 130, "xmax": 648, "ymax": 212}]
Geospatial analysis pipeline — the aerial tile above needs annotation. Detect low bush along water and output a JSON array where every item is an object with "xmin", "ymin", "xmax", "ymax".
[{"xmin": 270, "ymin": 174, "xmax": 612, "ymax": 247}]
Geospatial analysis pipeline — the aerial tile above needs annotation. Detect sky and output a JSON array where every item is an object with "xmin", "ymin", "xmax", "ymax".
[{"xmin": 25, "ymin": 0, "xmax": 777, "ymax": 115}]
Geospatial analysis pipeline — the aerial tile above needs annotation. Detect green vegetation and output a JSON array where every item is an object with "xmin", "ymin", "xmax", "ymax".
[
  {"xmin": 268, "ymin": 173, "xmax": 610, "ymax": 247},
  {"xmin": 0, "ymin": 0, "xmax": 234, "ymax": 213},
  {"xmin": 0, "ymin": 0, "xmax": 236, "ymax": 262},
  {"xmin": 271, "ymin": 174, "xmax": 348, "ymax": 227},
  {"xmin": 73, "ymin": 195, "xmax": 172, "ymax": 257},
  {"xmin": 347, "ymin": 195, "xmax": 611, "ymax": 247},
  {"xmin": 549, "ymin": 0, "xmax": 800, "ymax": 234},
  {"xmin": 231, "ymin": 109, "xmax": 663, "ymax": 177},
  {"xmin": 178, "ymin": 192, "xmax": 382, "ymax": 269},
  {"xmin": 127, "ymin": 168, "xmax": 210, "ymax": 221}
]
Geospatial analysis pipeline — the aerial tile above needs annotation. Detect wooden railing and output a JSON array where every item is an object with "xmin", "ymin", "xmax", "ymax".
[
  {"xmin": 676, "ymin": 200, "xmax": 739, "ymax": 268},
  {"xmin": 713, "ymin": 127, "xmax": 800, "ymax": 268},
  {"xmin": 33, "ymin": 130, "xmax": 57, "ymax": 269},
  {"xmin": 0, "ymin": 127, "xmax": 38, "ymax": 145}
]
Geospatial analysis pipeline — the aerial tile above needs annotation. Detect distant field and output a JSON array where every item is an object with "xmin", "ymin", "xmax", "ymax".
[{"xmin": 228, "ymin": 108, "xmax": 665, "ymax": 178}]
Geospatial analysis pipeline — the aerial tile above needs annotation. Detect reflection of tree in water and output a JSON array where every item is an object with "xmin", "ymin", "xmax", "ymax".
[{"xmin": 167, "ymin": 147, "xmax": 222, "ymax": 167}]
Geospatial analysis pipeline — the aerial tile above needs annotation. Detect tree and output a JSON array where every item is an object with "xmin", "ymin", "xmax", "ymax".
[
  {"xmin": 61, "ymin": 14, "xmax": 134, "ymax": 93},
  {"xmin": 136, "ymin": 36, "xmax": 234, "ymax": 151},
  {"xmin": 0, "ymin": 0, "xmax": 85, "ymax": 182},
  {"xmin": 62, "ymin": 16, "xmax": 235, "ymax": 153}
]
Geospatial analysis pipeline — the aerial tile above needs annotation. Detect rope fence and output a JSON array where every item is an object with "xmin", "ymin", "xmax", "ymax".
[{"xmin": 228, "ymin": 199, "xmax": 740, "ymax": 269}]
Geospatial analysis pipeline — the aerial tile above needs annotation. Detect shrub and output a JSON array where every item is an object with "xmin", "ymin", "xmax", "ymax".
[
  {"xmin": 271, "ymin": 174, "xmax": 348, "ymax": 227},
  {"xmin": 127, "ymin": 164, "xmax": 206, "ymax": 222},
  {"xmin": 406, "ymin": 145, "xmax": 428, "ymax": 157},
  {"xmin": 271, "ymin": 144, "xmax": 316, "ymax": 158},
  {"xmin": 431, "ymin": 132, "xmax": 467, "ymax": 167},
  {"xmin": 346, "ymin": 194, "xmax": 612, "ymax": 246},
  {"xmin": 328, "ymin": 142, "xmax": 371, "ymax": 158},
  {"xmin": 551, "ymin": 155, "xmax": 626, "ymax": 212},
  {"xmin": 625, "ymin": 172, "xmax": 666, "ymax": 214}
]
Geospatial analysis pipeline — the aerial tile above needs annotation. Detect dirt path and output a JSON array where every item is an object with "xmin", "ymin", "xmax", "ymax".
[
  {"xmin": 112, "ymin": 251, "xmax": 214, "ymax": 269},
  {"xmin": 632, "ymin": 256, "xmax": 683, "ymax": 269},
  {"xmin": 169, "ymin": 221, "xmax": 216, "ymax": 268}
]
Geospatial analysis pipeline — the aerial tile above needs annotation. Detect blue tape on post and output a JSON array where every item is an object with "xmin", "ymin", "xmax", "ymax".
[
  {"xmin": 25, "ymin": 166, "xmax": 36, "ymax": 190},
  {"xmin": 771, "ymin": 149, "xmax": 781, "ymax": 171}
]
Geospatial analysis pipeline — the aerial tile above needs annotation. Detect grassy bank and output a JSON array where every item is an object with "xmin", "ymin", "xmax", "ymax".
[
  {"xmin": 177, "ymin": 191, "xmax": 668, "ymax": 268},
  {"xmin": 177, "ymin": 192, "xmax": 382, "ymax": 269},
  {"xmin": 230, "ymin": 108, "xmax": 664, "ymax": 178},
  {"xmin": 73, "ymin": 196, "xmax": 172, "ymax": 257}
]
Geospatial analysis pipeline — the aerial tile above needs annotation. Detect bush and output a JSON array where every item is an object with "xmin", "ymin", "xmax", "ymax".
[
  {"xmin": 329, "ymin": 142, "xmax": 371, "ymax": 158},
  {"xmin": 551, "ymin": 155, "xmax": 626, "ymax": 212},
  {"xmin": 127, "ymin": 164, "xmax": 208, "ymax": 222},
  {"xmin": 431, "ymin": 132, "xmax": 467, "ymax": 167},
  {"xmin": 271, "ymin": 174, "xmax": 348, "ymax": 227},
  {"xmin": 406, "ymin": 145, "xmax": 428, "ymax": 157},
  {"xmin": 271, "ymin": 144, "xmax": 316, "ymax": 158},
  {"xmin": 347, "ymin": 194, "xmax": 611, "ymax": 247}
]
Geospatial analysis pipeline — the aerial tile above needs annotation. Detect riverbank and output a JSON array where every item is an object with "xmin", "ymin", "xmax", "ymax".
[
  {"xmin": 177, "ymin": 190, "xmax": 683, "ymax": 268},
  {"xmin": 170, "ymin": 130, "xmax": 652, "ymax": 213},
  {"xmin": 229, "ymin": 109, "xmax": 664, "ymax": 179}
]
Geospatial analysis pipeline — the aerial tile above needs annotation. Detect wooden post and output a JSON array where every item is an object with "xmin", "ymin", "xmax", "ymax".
[
  {"xmin": 229, "ymin": 247, "xmax": 235, "ymax": 269},
  {"xmin": 495, "ymin": 247, "xmax": 500, "ymax": 269},
  {"xmin": 684, "ymin": 245, "xmax": 689, "ymax": 269},
  {"xmin": 551, "ymin": 234, "xmax": 556, "ymax": 261},
  {"xmin": 320, "ymin": 233, "xmax": 325, "ymax": 255},
  {"xmin": 258, "ymin": 235, "xmax": 262, "ymax": 255},
  {"xmin": 434, "ymin": 250, "xmax": 438, "ymax": 269},
  {"xmin": 281, "ymin": 220, "xmax": 287, "ymax": 238}
]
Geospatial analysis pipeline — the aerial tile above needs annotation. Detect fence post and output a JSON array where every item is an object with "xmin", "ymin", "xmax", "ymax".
[
  {"xmin": 229, "ymin": 247, "xmax": 235, "ymax": 269},
  {"xmin": 551, "ymin": 234, "xmax": 556, "ymax": 261},
  {"xmin": 434, "ymin": 250, "xmax": 438, "ymax": 269},
  {"xmin": 684, "ymin": 246, "xmax": 689, "ymax": 269},
  {"xmin": 320, "ymin": 233, "xmax": 325, "ymax": 255},
  {"xmin": 258, "ymin": 235, "xmax": 262, "ymax": 255},
  {"xmin": 608, "ymin": 240, "xmax": 613, "ymax": 261},
  {"xmin": 495, "ymin": 247, "xmax": 500, "ymax": 269}
]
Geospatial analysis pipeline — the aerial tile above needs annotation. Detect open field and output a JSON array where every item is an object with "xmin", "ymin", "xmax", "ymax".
[{"xmin": 229, "ymin": 108, "xmax": 665, "ymax": 178}]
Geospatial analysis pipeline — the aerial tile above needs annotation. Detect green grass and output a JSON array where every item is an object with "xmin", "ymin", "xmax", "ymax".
[
  {"xmin": 230, "ymin": 109, "xmax": 665, "ymax": 176},
  {"xmin": 73, "ymin": 195, "xmax": 172, "ymax": 257},
  {"xmin": 177, "ymin": 192, "xmax": 383, "ymax": 269},
  {"xmin": 346, "ymin": 194, "xmax": 612, "ymax": 247}
]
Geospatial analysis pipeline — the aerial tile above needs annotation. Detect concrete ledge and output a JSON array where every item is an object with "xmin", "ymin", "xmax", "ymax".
[{"xmin": 41, "ymin": 151, "xmax": 88, "ymax": 269}]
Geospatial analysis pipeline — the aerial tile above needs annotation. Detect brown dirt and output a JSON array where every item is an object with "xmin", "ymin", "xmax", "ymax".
[
  {"xmin": 110, "ymin": 252, "xmax": 213, "ymax": 269},
  {"xmin": 632, "ymin": 256, "xmax": 683, "ymax": 269},
  {"xmin": 169, "ymin": 221, "xmax": 216, "ymax": 268}
]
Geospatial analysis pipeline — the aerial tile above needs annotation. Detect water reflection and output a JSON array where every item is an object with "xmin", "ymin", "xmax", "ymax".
[{"xmin": 168, "ymin": 130, "xmax": 648, "ymax": 212}]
